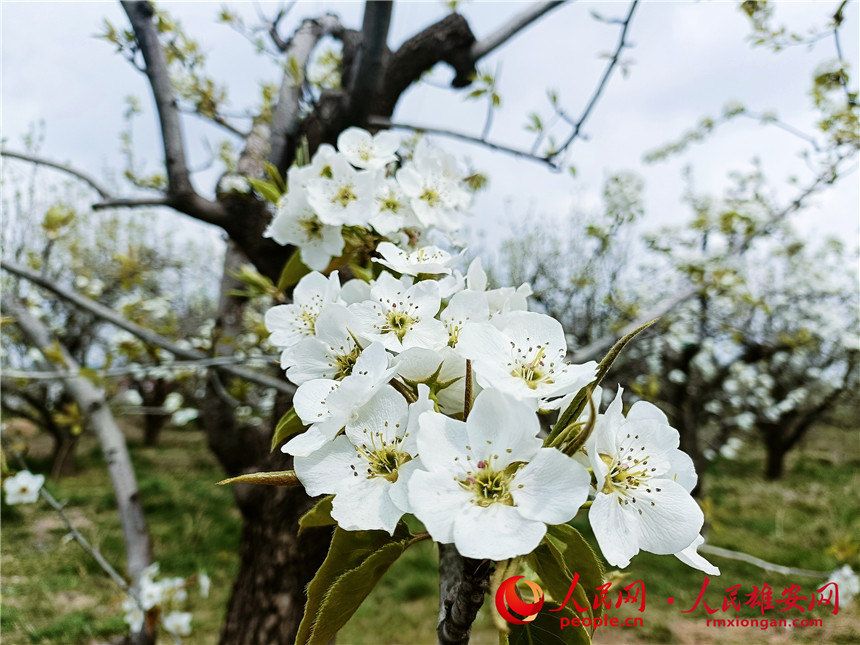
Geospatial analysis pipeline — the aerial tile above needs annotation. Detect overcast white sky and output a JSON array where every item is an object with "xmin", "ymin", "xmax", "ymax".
[{"xmin": 2, "ymin": 0, "xmax": 858, "ymax": 257}]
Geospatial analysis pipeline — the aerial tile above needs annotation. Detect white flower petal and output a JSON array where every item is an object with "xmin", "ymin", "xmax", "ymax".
[
  {"xmin": 589, "ymin": 492, "xmax": 640, "ymax": 568},
  {"xmin": 453, "ymin": 502, "xmax": 546, "ymax": 560},
  {"xmin": 512, "ymin": 448, "xmax": 590, "ymax": 525},
  {"xmin": 408, "ymin": 469, "xmax": 471, "ymax": 544}
]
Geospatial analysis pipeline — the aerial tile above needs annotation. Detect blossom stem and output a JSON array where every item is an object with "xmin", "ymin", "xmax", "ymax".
[
  {"xmin": 389, "ymin": 378, "xmax": 418, "ymax": 403},
  {"xmin": 463, "ymin": 360, "xmax": 473, "ymax": 421}
]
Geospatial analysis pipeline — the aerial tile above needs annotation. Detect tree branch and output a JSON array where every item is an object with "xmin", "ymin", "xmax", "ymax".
[
  {"xmin": 437, "ymin": 544, "xmax": 492, "ymax": 645},
  {"xmin": 551, "ymin": 0, "xmax": 638, "ymax": 160},
  {"xmin": 367, "ymin": 116, "xmax": 559, "ymax": 168},
  {"xmin": 470, "ymin": 1, "xmax": 567, "ymax": 61},
  {"xmin": 1, "ymin": 259, "xmax": 293, "ymax": 395},
  {"xmin": 121, "ymin": 1, "xmax": 230, "ymax": 228},
  {"xmin": 1, "ymin": 150, "xmax": 113, "ymax": 199},
  {"xmin": 121, "ymin": 0, "xmax": 192, "ymax": 194},
  {"xmin": 268, "ymin": 14, "xmax": 346, "ymax": 170},
  {"xmin": 348, "ymin": 1, "xmax": 393, "ymax": 120},
  {"xmin": 92, "ymin": 197, "xmax": 171, "ymax": 210},
  {"xmin": 7, "ymin": 300, "xmax": 155, "ymax": 644}
]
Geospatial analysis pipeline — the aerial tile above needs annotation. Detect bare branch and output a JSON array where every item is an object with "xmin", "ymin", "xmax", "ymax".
[
  {"xmin": 551, "ymin": 0, "xmax": 638, "ymax": 160},
  {"xmin": 121, "ymin": 1, "xmax": 230, "ymax": 228},
  {"xmin": 471, "ymin": 1, "xmax": 567, "ymax": 61},
  {"xmin": 1, "ymin": 150, "xmax": 112, "ymax": 199},
  {"xmin": 3, "ymin": 355, "xmax": 276, "ymax": 381},
  {"xmin": 268, "ymin": 3, "xmax": 297, "ymax": 51},
  {"xmin": 832, "ymin": 0, "xmax": 856, "ymax": 106},
  {"xmin": 348, "ymin": 2, "xmax": 393, "ymax": 119},
  {"xmin": 178, "ymin": 105, "xmax": 250, "ymax": 138},
  {"xmin": 122, "ymin": 1, "xmax": 192, "ymax": 194},
  {"xmin": 699, "ymin": 544, "xmax": 827, "ymax": 579},
  {"xmin": 7, "ymin": 301, "xmax": 154, "ymax": 635},
  {"xmin": 1, "ymin": 259, "xmax": 293, "ymax": 395},
  {"xmin": 367, "ymin": 116, "xmax": 559, "ymax": 168},
  {"xmin": 268, "ymin": 14, "xmax": 346, "ymax": 169},
  {"xmin": 92, "ymin": 197, "xmax": 171, "ymax": 210}
]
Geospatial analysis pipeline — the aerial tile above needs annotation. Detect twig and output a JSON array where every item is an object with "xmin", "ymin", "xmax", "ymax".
[
  {"xmin": 367, "ymin": 116, "xmax": 560, "ymax": 169},
  {"xmin": 1, "ymin": 150, "xmax": 112, "ymax": 199},
  {"xmin": 550, "ymin": 0, "xmax": 638, "ymax": 160},
  {"xmin": 1, "ymin": 259, "xmax": 294, "ymax": 395},
  {"xmin": 2, "ymin": 355, "xmax": 277, "ymax": 381},
  {"xmin": 699, "ymin": 544, "xmax": 829, "ymax": 579},
  {"xmin": 470, "ymin": 1, "xmax": 567, "ymax": 61},
  {"xmin": 832, "ymin": 0, "xmax": 856, "ymax": 106},
  {"xmin": 463, "ymin": 360, "xmax": 473, "ymax": 421},
  {"xmin": 92, "ymin": 197, "xmax": 170, "ymax": 211}
]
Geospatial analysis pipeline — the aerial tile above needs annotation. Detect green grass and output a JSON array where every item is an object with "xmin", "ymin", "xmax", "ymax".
[{"xmin": 1, "ymin": 424, "xmax": 858, "ymax": 644}]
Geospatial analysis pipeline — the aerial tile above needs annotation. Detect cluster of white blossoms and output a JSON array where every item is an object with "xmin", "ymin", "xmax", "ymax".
[
  {"xmin": 122, "ymin": 564, "xmax": 210, "ymax": 639},
  {"xmin": 264, "ymin": 127, "xmax": 473, "ymax": 271},
  {"xmin": 263, "ymin": 133, "xmax": 715, "ymax": 570}
]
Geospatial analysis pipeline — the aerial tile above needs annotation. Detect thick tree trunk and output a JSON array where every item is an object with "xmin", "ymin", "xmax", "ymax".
[
  {"xmin": 142, "ymin": 414, "xmax": 166, "ymax": 447},
  {"xmin": 50, "ymin": 433, "xmax": 79, "ymax": 478},
  {"xmin": 199, "ymin": 242, "xmax": 333, "ymax": 644},
  {"xmin": 764, "ymin": 441, "xmax": 786, "ymax": 480},
  {"xmin": 220, "ymin": 455, "xmax": 333, "ymax": 645}
]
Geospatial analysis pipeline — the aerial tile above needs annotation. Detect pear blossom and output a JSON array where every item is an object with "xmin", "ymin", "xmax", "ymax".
[
  {"xmin": 457, "ymin": 311, "xmax": 596, "ymax": 406},
  {"xmin": 198, "ymin": 572, "xmax": 211, "ymax": 598},
  {"xmin": 397, "ymin": 142, "xmax": 470, "ymax": 232},
  {"xmin": 464, "ymin": 257, "xmax": 530, "ymax": 315},
  {"xmin": 408, "ymin": 389, "xmax": 590, "ymax": 560},
  {"xmin": 285, "ymin": 304, "xmax": 363, "ymax": 383},
  {"xmin": 3, "ymin": 470, "xmax": 45, "ymax": 504},
  {"xmin": 824, "ymin": 565, "xmax": 860, "ymax": 605},
  {"xmin": 586, "ymin": 388, "xmax": 705, "ymax": 569},
  {"xmin": 293, "ymin": 386, "xmax": 429, "ymax": 534},
  {"xmin": 394, "ymin": 346, "xmax": 466, "ymax": 415},
  {"xmin": 441, "ymin": 290, "xmax": 490, "ymax": 347},
  {"xmin": 284, "ymin": 342, "xmax": 397, "ymax": 456},
  {"xmin": 369, "ymin": 178, "xmax": 417, "ymax": 234},
  {"xmin": 374, "ymin": 242, "xmax": 461, "ymax": 277},
  {"xmin": 265, "ymin": 271, "xmax": 341, "ymax": 353},
  {"xmin": 674, "ymin": 534, "xmax": 720, "ymax": 575},
  {"xmin": 349, "ymin": 273, "xmax": 448, "ymax": 352},
  {"xmin": 306, "ymin": 155, "xmax": 375, "ymax": 226},
  {"xmin": 163, "ymin": 611, "xmax": 192, "ymax": 637},
  {"xmin": 122, "ymin": 598, "xmax": 144, "ymax": 632},
  {"xmin": 337, "ymin": 127, "xmax": 400, "ymax": 169},
  {"xmin": 163, "ymin": 392, "xmax": 183, "ymax": 413},
  {"xmin": 171, "ymin": 408, "xmax": 198, "ymax": 427},
  {"xmin": 265, "ymin": 184, "xmax": 345, "ymax": 271},
  {"xmin": 219, "ymin": 174, "xmax": 251, "ymax": 194}
]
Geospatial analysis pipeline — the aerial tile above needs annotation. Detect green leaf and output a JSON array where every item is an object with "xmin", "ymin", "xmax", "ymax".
[
  {"xmin": 270, "ymin": 406, "xmax": 305, "ymax": 452},
  {"xmin": 277, "ymin": 250, "xmax": 312, "ymax": 292},
  {"xmin": 298, "ymin": 495, "xmax": 335, "ymax": 535},
  {"xmin": 550, "ymin": 318, "xmax": 658, "ymax": 440},
  {"xmin": 296, "ymin": 526, "xmax": 413, "ymax": 644},
  {"xmin": 528, "ymin": 542, "xmax": 592, "ymax": 622},
  {"xmin": 248, "ymin": 177, "xmax": 281, "ymax": 204},
  {"xmin": 347, "ymin": 262, "xmax": 373, "ymax": 283},
  {"xmin": 216, "ymin": 470, "xmax": 301, "ymax": 487},
  {"xmin": 546, "ymin": 525, "xmax": 605, "ymax": 616},
  {"xmin": 507, "ymin": 602, "xmax": 586, "ymax": 645},
  {"xmin": 263, "ymin": 161, "xmax": 286, "ymax": 193}
]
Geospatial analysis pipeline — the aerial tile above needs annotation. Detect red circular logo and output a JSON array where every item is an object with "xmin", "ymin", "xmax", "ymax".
[{"xmin": 495, "ymin": 576, "xmax": 545, "ymax": 624}]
